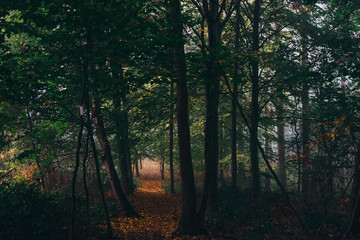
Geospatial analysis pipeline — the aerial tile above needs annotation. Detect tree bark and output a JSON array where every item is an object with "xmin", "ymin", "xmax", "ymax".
[
  {"xmin": 70, "ymin": 26, "xmax": 91, "ymax": 238},
  {"xmin": 161, "ymin": 155, "xmax": 165, "ymax": 181},
  {"xmin": 82, "ymin": 88, "xmax": 114, "ymax": 238},
  {"xmin": 169, "ymin": 79, "xmax": 175, "ymax": 193},
  {"xmin": 91, "ymin": 98, "xmax": 136, "ymax": 216},
  {"xmin": 26, "ymin": 108, "xmax": 45, "ymax": 190},
  {"xmin": 70, "ymin": 116, "xmax": 84, "ymax": 240},
  {"xmin": 219, "ymin": 122, "xmax": 225, "ymax": 187},
  {"xmin": 277, "ymin": 101, "xmax": 287, "ymax": 189},
  {"xmin": 301, "ymin": 48, "xmax": 310, "ymax": 198},
  {"xmin": 250, "ymin": 0, "xmax": 261, "ymax": 197},
  {"xmin": 264, "ymin": 136, "xmax": 271, "ymax": 192},
  {"xmin": 116, "ymin": 104, "xmax": 134, "ymax": 195},
  {"xmin": 89, "ymin": 130, "xmax": 113, "ymax": 238},
  {"xmin": 169, "ymin": 0, "xmax": 203, "ymax": 234},
  {"xmin": 350, "ymin": 143, "xmax": 360, "ymax": 236},
  {"xmin": 82, "ymin": 131, "xmax": 91, "ymax": 239},
  {"xmin": 199, "ymin": 0, "xmax": 222, "ymax": 218},
  {"xmin": 112, "ymin": 65, "xmax": 134, "ymax": 195},
  {"xmin": 135, "ymin": 160, "xmax": 140, "ymax": 177},
  {"xmin": 264, "ymin": 105, "xmax": 271, "ymax": 192},
  {"xmin": 295, "ymin": 3, "xmax": 311, "ymax": 199},
  {"xmin": 231, "ymin": 83, "xmax": 238, "ymax": 189},
  {"xmin": 231, "ymin": 4, "xmax": 240, "ymax": 190},
  {"xmin": 117, "ymin": 137, "xmax": 133, "ymax": 194}
]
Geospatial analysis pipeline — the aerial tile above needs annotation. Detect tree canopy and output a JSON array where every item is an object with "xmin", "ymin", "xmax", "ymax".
[{"xmin": 0, "ymin": 0, "xmax": 359, "ymax": 239}]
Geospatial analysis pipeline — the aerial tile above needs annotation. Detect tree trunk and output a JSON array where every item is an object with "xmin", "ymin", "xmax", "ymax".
[
  {"xmin": 264, "ymin": 136, "xmax": 271, "ymax": 192},
  {"xmin": 70, "ymin": 116, "xmax": 84, "ymax": 240},
  {"xmin": 296, "ymin": 3, "xmax": 311, "ymax": 199},
  {"xmin": 117, "ymin": 134, "xmax": 132, "ymax": 194},
  {"xmin": 231, "ymin": 2, "xmax": 240, "ymax": 190},
  {"xmin": 135, "ymin": 160, "xmax": 140, "ymax": 177},
  {"xmin": 169, "ymin": 80, "xmax": 175, "ymax": 193},
  {"xmin": 277, "ymin": 101, "xmax": 287, "ymax": 189},
  {"xmin": 26, "ymin": 108, "xmax": 45, "ymax": 190},
  {"xmin": 82, "ymin": 131, "xmax": 91, "ymax": 239},
  {"xmin": 264, "ymin": 105, "xmax": 271, "ymax": 192},
  {"xmin": 350, "ymin": 143, "xmax": 360, "ymax": 236},
  {"xmin": 91, "ymin": 98, "xmax": 136, "ymax": 216},
  {"xmin": 70, "ymin": 30, "xmax": 91, "ymax": 238},
  {"xmin": 231, "ymin": 82, "xmax": 238, "ymax": 189},
  {"xmin": 90, "ymin": 130, "xmax": 113, "ymax": 238},
  {"xmin": 199, "ymin": 0, "xmax": 222, "ymax": 218},
  {"xmin": 231, "ymin": 8, "xmax": 239, "ymax": 188},
  {"xmin": 113, "ymin": 70, "xmax": 134, "ymax": 195},
  {"xmin": 250, "ymin": 0, "xmax": 261, "ymax": 197},
  {"xmin": 161, "ymin": 155, "xmax": 165, "ymax": 181},
  {"xmin": 169, "ymin": 0, "xmax": 203, "ymax": 234},
  {"xmin": 219, "ymin": 122, "xmax": 225, "ymax": 187},
  {"xmin": 301, "ymin": 52, "xmax": 310, "ymax": 198},
  {"xmin": 125, "ymin": 134, "xmax": 134, "ymax": 192}
]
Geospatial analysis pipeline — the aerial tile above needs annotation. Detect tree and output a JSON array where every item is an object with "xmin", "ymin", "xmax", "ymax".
[
  {"xmin": 169, "ymin": 79, "xmax": 175, "ymax": 193},
  {"xmin": 231, "ymin": 3, "xmax": 241, "ymax": 190},
  {"xmin": 192, "ymin": 0, "xmax": 237, "ymax": 218},
  {"xmin": 169, "ymin": 0, "xmax": 203, "ymax": 234},
  {"xmin": 276, "ymin": 99, "xmax": 287, "ymax": 189},
  {"xmin": 92, "ymin": 98, "xmax": 137, "ymax": 217},
  {"xmin": 249, "ymin": 0, "xmax": 262, "ymax": 197}
]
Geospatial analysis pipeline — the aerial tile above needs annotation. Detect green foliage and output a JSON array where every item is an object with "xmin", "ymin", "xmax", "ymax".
[
  {"xmin": 0, "ymin": 180, "xmax": 69, "ymax": 240},
  {"xmin": 0, "ymin": 0, "xmax": 359, "ymax": 238}
]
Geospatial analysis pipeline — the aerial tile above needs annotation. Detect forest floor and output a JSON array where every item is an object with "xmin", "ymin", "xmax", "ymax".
[
  {"xmin": 109, "ymin": 159, "xmax": 241, "ymax": 240},
  {"xmin": 111, "ymin": 158, "xmax": 183, "ymax": 239},
  {"xmin": 0, "ymin": 157, "xmax": 343, "ymax": 240},
  {"xmin": 103, "ymin": 159, "xmax": 338, "ymax": 240}
]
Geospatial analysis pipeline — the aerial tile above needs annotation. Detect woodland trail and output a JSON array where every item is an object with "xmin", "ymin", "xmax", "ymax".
[{"xmin": 112, "ymin": 158, "xmax": 182, "ymax": 240}]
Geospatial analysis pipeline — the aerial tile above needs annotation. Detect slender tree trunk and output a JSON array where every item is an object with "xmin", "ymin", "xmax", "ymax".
[
  {"xmin": 264, "ymin": 136, "xmax": 271, "ymax": 192},
  {"xmin": 26, "ymin": 108, "xmax": 45, "ymax": 190},
  {"xmin": 117, "ymin": 137, "xmax": 132, "ymax": 194},
  {"xmin": 231, "ymin": 83, "xmax": 237, "ymax": 189},
  {"xmin": 264, "ymin": 105, "xmax": 271, "ymax": 192},
  {"xmin": 277, "ymin": 101, "xmax": 287, "ymax": 189},
  {"xmin": 231, "ymin": 2, "xmax": 241, "ymax": 190},
  {"xmin": 199, "ymin": 0, "xmax": 222, "ymax": 218},
  {"xmin": 113, "ymin": 69, "xmax": 134, "ymax": 195},
  {"xmin": 293, "ymin": 119, "xmax": 302, "ymax": 194},
  {"xmin": 219, "ymin": 122, "xmax": 225, "ymax": 187},
  {"xmin": 70, "ymin": 117, "xmax": 84, "ymax": 240},
  {"xmin": 118, "ymin": 106, "xmax": 134, "ymax": 194},
  {"xmin": 237, "ymin": 128, "xmax": 245, "ymax": 188},
  {"xmin": 135, "ymin": 160, "xmax": 140, "ymax": 177},
  {"xmin": 161, "ymin": 155, "xmax": 165, "ymax": 181},
  {"xmin": 250, "ymin": 0, "xmax": 261, "ymax": 197},
  {"xmin": 125, "ymin": 140, "xmax": 135, "ymax": 190},
  {"xmin": 124, "ymin": 106, "xmax": 134, "ymax": 192},
  {"xmin": 70, "ymin": 26, "xmax": 91, "ymax": 238},
  {"xmin": 301, "ymin": 48, "xmax": 310, "ymax": 198},
  {"xmin": 82, "ymin": 131, "xmax": 91, "ymax": 239},
  {"xmin": 296, "ymin": 3, "xmax": 311, "ymax": 199},
  {"xmin": 91, "ymin": 98, "xmax": 136, "ymax": 217},
  {"xmin": 350, "ymin": 143, "xmax": 360, "ymax": 236},
  {"xmin": 89, "ymin": 129, "xmax": 113, "ymax": 238},
  {"xmin": 169, "ymin": 80, "xmax": 175, "ymax": 193},
  {"xmin": 169, "ymin": 0, "xmax": 203, "ymax": 234}
]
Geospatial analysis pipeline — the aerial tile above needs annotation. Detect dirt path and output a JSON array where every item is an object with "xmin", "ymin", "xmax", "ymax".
[{"xmin": 112, "ymin": 158, "xmax": 181, "ymax": 239}]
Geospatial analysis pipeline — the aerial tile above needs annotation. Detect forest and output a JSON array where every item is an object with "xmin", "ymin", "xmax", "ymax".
[{"xmin": 0, "ymin": 0, "xmax": 359, "ymax": 239}]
